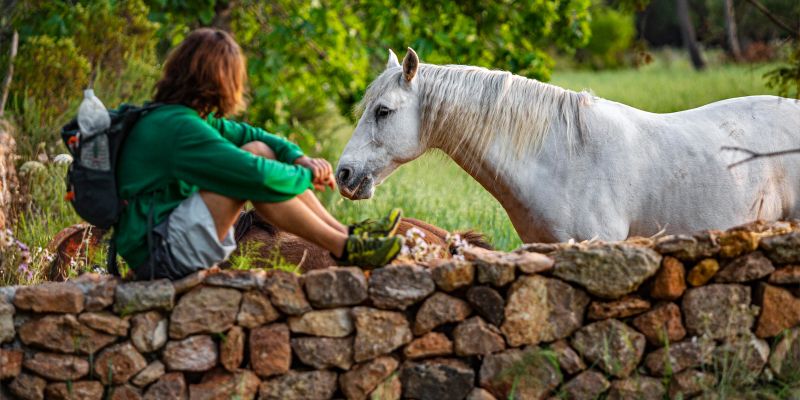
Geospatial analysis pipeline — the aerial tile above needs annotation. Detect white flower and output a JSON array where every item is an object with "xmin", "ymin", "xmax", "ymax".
[{"xmin": 53, "ymin": 154, "xmax": 73, "ymax": 165}]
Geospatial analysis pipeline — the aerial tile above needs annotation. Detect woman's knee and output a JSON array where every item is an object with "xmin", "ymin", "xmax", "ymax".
[{"xmin": 241, "ymin": 141, "xmax": 276, "ymax": 160}]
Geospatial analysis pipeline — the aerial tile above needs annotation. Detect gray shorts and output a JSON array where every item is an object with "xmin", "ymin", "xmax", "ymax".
[{"xmin": 137, "ymin": 192, "xmax": 236, "ymax": 280}]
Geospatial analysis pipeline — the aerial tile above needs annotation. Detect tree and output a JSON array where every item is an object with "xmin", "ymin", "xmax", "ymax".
[
  {"xmin": 723, "ymin": 0, "xmax": 743, "ymax": 61},
  {"xmin": 675, "ymin": 0, "xmax": 705, "ymax": 70}
]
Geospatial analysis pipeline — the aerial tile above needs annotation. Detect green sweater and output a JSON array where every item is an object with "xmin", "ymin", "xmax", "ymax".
[{"xmin": 115, "ymin": 104, "xmax": 312, "ymax": 269}]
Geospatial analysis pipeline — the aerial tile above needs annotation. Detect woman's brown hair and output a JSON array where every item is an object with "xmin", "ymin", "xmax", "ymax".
[{"xmin": 154, "ymin": 28, "xmax": 247, "ymax": 117}]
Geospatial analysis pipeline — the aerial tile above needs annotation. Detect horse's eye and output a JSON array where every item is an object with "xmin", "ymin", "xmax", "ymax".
[{"xmin": 375, "ymin": 105, "xmax": 393, "ymax": 119}]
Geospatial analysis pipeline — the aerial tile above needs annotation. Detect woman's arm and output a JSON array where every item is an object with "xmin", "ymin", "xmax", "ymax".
[{"xmin": 206, "ymin": 115, "xmax": 305, "ymax": 164}]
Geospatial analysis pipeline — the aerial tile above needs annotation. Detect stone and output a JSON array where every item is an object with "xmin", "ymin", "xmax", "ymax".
[
  {"xmin": 258, "ymin": 370, "xmax": 338, "ymax": 400},
  {"xmin": 108, "ymin": 384, "xmax": 143, "ymax": 400},
  {"xmin": 172, "ymin": 270, "xmax": 208, "ymax": 294},
  {"xmin": 719, "ymin": 229, "xmax": 760, "ymax": 258},
  {"xmin": 571, "ymin": 319, "xmax": 646, "ymax": 378},
  {"xmin": 204, "ymin": 269, "xmax": 264, "ymax": 290},
  {"xmin": 561, "ymin": 370, "xmax": 611, "ymax": 400},
  {"xmin": 250, "ymin": 323, "xmax": 291, "ymax": 377},
  {"xmin": 263, "ymin": 271, "xmax": 311, "ymax": 315},
  {"xmin": 632, "ymin": 303, "xmax": 686, "ymax": 346},
  {"xmin": 163, "ymin": 335, "xmax": 217, "ymax": 372},
  {"xmin": 23, "ymin": 352, "xmax": 89, "ymax": 381},
  {"xmin": 130, "ymin": 311, "xmax": 167, "ymax": 353},
  {"xmin": 143, "ymin": 373, "xmax": 186, "ymax": 400},
  {"xmin": 287, "ymin": 308, "xmax": 353, "ymax": 337},
  {"xmin": 94, "ymin": 342, "xmax": 148, "ymax": 384},
  {"xmin": 13, "ymin": 282, "xmax": 84, "ymax": 313},
  {"xmin": 236, "ymin": 290, "xmax": 280, "ymax": 329},
  {"xmin": 303, "ymin": 266, "xmax": 368, "ymax": 308},
  {"xmin": 550, "ymin": 340, "xmax": 586, "ymax": 375},
  {"xmin": 221, "ymin": 326, "xmax": 245, "ymax": 371},
  {"xmin": 655, "ymin": 231, "xmax": 720, "ymax": 261},
  {"xmin": 9, "ymin": 373, "xmax": 47, "ymax": 400},
  {"xmin": 0, "ymin": 348, "xmax": 23, "ymax": 380},
  {"xmin": 0, "ymin": 301, "xmax": 13, "ymax": 343},
  {"xmin": 687, "ymin": 259, "xmax": 719, "ymax": 286},
  {"xmin": 18, "ymin": 314, "xmax": 116, "ymax": 354},
  {"xmin": 761, "ymin": 231, "xmax": 800, "ymax": 264},
  {"xmin": 669, "ymin": 370, "xmax": 716, "ymax": 399},
  {"xmin": 400, "ymin": 359, "xmax": 475, "ymax": 400},
  {"xmin": 466, "ymin": 286, "xmax": 505, "ymax": 326},
  {"xmin": 607, "ymin": 376, "xmax": 665, "ymax": 400},
  {"xmin": 713, "ymin": 333, "xmax": 770, "ymax": 384},
  {"xmin": 45, "ymin": 381, "xmax": 104, "ymax": 400},
  {"xmin": 768, "ymin": 327, "xmax": 800, "ymax": 381},
  {"xmin": 651, "ymin": 257, "xmax": 687, "ymax": 301},
  {"xmin": 769, "ymin": 265, "xmax": 800, "ymax": 284},
  {"xmin": 501, "ymin": 275, "xmax": 589, "ymax": 346},
  {"xmin": 467, "ymin": 250, "xmax": 517, "ymax": 287},
  {"xmin": 466, "ymin": 388, "xmax": 498, "ymax": 400},
  {"xmin": 454, "ymin": 316, "xmax": 505, "ymax": 356},
  {"xmin": 74, "ymin": 273, "xmax": 117, "ymax": 311},
  {"xmin": 587, "ymin": 296, "xmax": 651, "ymax": 320},
  {"xmin": 368, "ymin": 264, "xmax": 435, "ymax": 310},
  {"xmin": 291, "ymin": 336, "xmax": 354, "ymax": 370},
  {"xmin": 756, "ymin": 284, "xmax": 800, "ymax": 338},
  {"xmin": 78, "ymin": 311, "xmax": 129, "ymax": 336},
  {"xmin": 715, "ymin": 251, "xmax": 775, "ymax": 283},
  {"xmin": 554, "ymin": 243, "xmax": 661, "ymax": 299},
  {"xmin": 114, "ymin": 279, "xmax": 174, "ymax": 314},
  {"xmin": 682, "ymin": 284, "xmax": 754, "ymax": 339},
  {"xmin": 370, "ymin": 373, "xmax": 402, "ymax": 400},
  {"xmin": 188, "ymin": 369, "xmax": 261, "ymax": 400},
  {"xmin": 131, "ymin": 361, "xmax": 165, "ymax": 387},
  {"xmin": 339, "ymin": 356, "xmax": 399, "ymax": 400},
  {"xmin": 413, "ymin": 292, "xmax": 472, "ymax": 335},
  {"xmin": 431, "ymin": 260, "xmax": 475, "ymax": 291},
  {"xmin": 643, "ymin": 338, "xmax": 715, "ymax": 376},
  {"xmin": 468, "ymin": 247, "xmax": 554, "ymax": 275},
  {"xmin": 479, "ymin": 347, "xmax": 562, "ymax": 400},
  {"xmin": 353, "ymin": 307, "xmax": 413, "ymax": 362},
  {"xmin": 169, "ymin": 286, "xmax": 241, "ymax": 339},
  {"xmin": 404, "ymin": 332, "xmax": 453, "ymax": 360}
]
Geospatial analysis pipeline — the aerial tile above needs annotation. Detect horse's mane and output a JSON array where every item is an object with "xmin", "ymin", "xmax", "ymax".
[{"xmin": 358, "ymin": 63, "xmax": 593, "ymax": 173}]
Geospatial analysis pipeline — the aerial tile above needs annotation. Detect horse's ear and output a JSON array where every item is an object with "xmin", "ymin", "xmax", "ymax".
[
  {"xmin": 402, "ymin": 47, "xmax": 419, "ymax": 82},
  {"xmin": 387, "ymin": 49, "xmax": 400, "ymax": 69}
]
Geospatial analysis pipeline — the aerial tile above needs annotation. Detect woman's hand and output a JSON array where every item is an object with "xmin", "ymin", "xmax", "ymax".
[{"xmin": 295, "ymin": 156, "xmax": 335, "ymax": 191}]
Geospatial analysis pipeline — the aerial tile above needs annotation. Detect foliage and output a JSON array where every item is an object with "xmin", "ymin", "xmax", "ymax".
[
  {"xmin": 579, "ymin": 5, "xmax": 637, "ymax": 68},
  {"xmin": 765, "ymin": 43, "xmax": 800, "ymax": 98}
]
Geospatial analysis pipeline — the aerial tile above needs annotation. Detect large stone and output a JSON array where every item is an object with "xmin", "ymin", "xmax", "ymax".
[
  {"xmin": 479, "ymin": 347, "xmax": 562, "ymax": 400},
  {"xmin": 353, "ymin": 307, "xmax": 413, "ymax": 362},
  {"xmin": 262, "ymin": 270, "xmax": 311, "ymax": 315},
  {"xmin": 404, "ymin": 332, "xmax": 453, "ymax": 360},
  {"xmin": 0, "ymin": 301, "xmax": 14, "ymax": 343},
  {"xmin": 687, "ymin": 259, "xmax": 720, "ymax": 286},
  {"xmin": 172, "ymin": 270, "xmax": 208, "ymax": 294},
  {"xmin": 45, "ymin": 381, "xmax": 104, "ymax": 400},
  {"xmin": 370, "ymin": 373, "xmax": 402, "ymax": 400},
  {"xmin": 561, "ymin": 370, "xmax": 611, "ymax": 400},
  {"xmin": 654, "ymin": 231, "xmax": 720, "ymax": 261},
  {"xmin": 188, "ymin": 369, "xmax": 261, "ymax": 400},
  {"xmin": 682, "ymin": 284, "xmax": 754, "ymax": 339},
  {"xmin": 258, "ymin": 370, "xmax": 338, "ymax": 400},
  {"xmin": 769, "ymin": 265, "xmax": 800, "ymax": 284},
  {"xmin": 761, "ymin": 231, "xmax": 800, "ymax": 264},
  {"xmin": 501, "ymin": 275, "xmax": 589, "ymax": 346},
  {"xmin": 18, "ymin": 314, "xmax": 116, "ymax": 354},
  {"xmin": 607, "ymin": 376, "xmax": 665, "ymax": 400},
  {"xmin": 0, "ymin": 348, "xmax": 23, "ymax": 379},
  {"xmin": 466, "ymin": 248, "xmax": 517, "ymax": 287},
  {"xmin": 632, "ymin": 302, "xmax": 686, "ymax": 346},
  {"xmin": 756, "ymin": 283, "xmax": 800, "ymax": 338},
  {"xmin": 550, "ymin": 339, "xmax": 586, "ymax": 375},
  {"xmin": 713, "ymin": 333, "xmax": 770, "ymax": 384},
  {"xmin": 669, "ymin": 370, "xmax": 716, "ymax": 399},
  {"xmin": 9, "ymin": 373, "xmax": 47, "ymax": 400},
  {"xmin": 571, "ymin": 319, "xmax": 646, "ymax": 378},
  {"xmin": 169, "ymin": 286, "xmax": 241, "ymax": 339},
  {"xmin": 454, "ymin": 316, "xmax": 505, "ymax": 356},
  {"xmin": 250, "ymin": 323, "xmax": 291, "ymax": 377},
  {"xmin": 466, "ymin": 388, "xmax": 498, "ymax": 400},
  {"xmin": 292, "ymin": 336, "xmax": 354, "ymax": 370},
  {"xmin": 130, "ymin": 311, "xmax": 167, "ymax": 353},
  {"xmin": 108, "ymin": 384, "xmax": 143, "ymax": 400},
  {"xmin": 13, "ymin": 282, "xmax": 84, "ymax": 313},
  {"xmin": 553, "ymin": 243, "xmax": 661, "ymax": 299},
  {"xmin": 23, "ymin": 352, "xmax": 89, "ymax": 381},
  {"xmin": 221, "ymin": 326, "xmax": 245, "ymax": 371},
  {"xmin": 465, "ymin": 286, "xmax": 505, "ymax": 328},
  {"xmin": 94, "ymin": 342, "xmax": 148, "ymax": 384},
  {"xmin": 651, "ymin": 256, "xmax": 687, "ymax": 301},
  {"xmin": 368, "ymin": 264, "xmax": 435, "ymax": 310},
  {"xmin": 163, "ymin": 335, "xmax": 217, "ymax": 372},
  {"xmin": 74, "ymin": 273, "xmax": 117, "ymax": 311},
  {"xmin": 431, "ymin": 260, "xmax": 475, "ymax": 291},
  {"xmin": 400, "ymin": 359, "xmax": 475, "ymax": 400},
  {"xmin": 715, "ymin": 251, "xmax": 775, "ymax": 283},
  {"xmin": 114, "ymin": 279, "xmax": 174, "ymax": 314},
  {"xmin": 204, "ymin": 269, "xmax": 264, "ymax": 290},
  {"xmin": 587, "ymin": 296, "xmax": 651, "ymax": 320},
  {"xmin": 303, "ymin": 266, "xmax": 368, "ymax": 308},
  {"xmin": 768, "ymin": 327, "xmax": 800, "ymax": 381},
  {"xmin": 287, "ymin": 308, "xmax": 353, "ymax": 337},
  {"xmin": 78, "ymin": 311, "xmax": 129, "ymax": 336},
  {"xmin": 467, "ymin": 247, "xmax": 554, "ymax": 275},
  {"xmin": 131, "ymin": 361, "xmax": 164, "ymax": 388},
  {"xmin": 143, "ymin": 373, "xmax": 186, "ymax": 400},
  {"xmin": 339, "ymin": 356, "xmax": 399, "ymax": 400},
  {"xmin": 414, "ymin": 292, "xmax": 472, "ymax": 335},
  {"xmin": 237, "ymin": 290, "xmax": 280, "ymax": 329},
  {"xmin": 643, "ymin": 338, "xmax": 715, "ymax": 376}
]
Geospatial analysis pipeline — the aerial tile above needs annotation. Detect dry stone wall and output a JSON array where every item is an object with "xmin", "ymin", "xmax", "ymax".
[{"xmin": 3, "ymin": 221, "xmax": 800, "ymax": 399}]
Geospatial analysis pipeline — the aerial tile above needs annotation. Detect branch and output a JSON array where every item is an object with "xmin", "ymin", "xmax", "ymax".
[
  {"xmin": 721, "ymin": 146, "xmax": 800, "ymax": 168},
  {"xmin": 0, "ymin": 30, "xmax": 18, "ymax": 118},
  {"xmin": 743, "ymin": 0, "xmax": 799, "ymax": 38}
]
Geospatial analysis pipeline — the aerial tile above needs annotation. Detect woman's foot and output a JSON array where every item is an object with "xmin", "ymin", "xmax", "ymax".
[
  {"xmin": 349, "ymin": 208, "xmax": 403, "ymax": 237},
  {"xmin": 341, "ymin": 234, "xmax": 404, "ymax": 269}
]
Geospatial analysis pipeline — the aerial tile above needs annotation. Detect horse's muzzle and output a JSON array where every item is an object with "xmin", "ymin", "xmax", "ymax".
[{"xmin": 336, "ymin": 166, "xmax": 374, "ymax": 200}]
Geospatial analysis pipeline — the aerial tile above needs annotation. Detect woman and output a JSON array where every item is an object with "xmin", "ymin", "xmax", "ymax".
[{"xmin": 115, "ymin": 28, "xmax": 403, "ymax": 280}]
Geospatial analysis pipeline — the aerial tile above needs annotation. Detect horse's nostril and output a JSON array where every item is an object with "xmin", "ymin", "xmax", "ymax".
[{"xmin": 337, "ymin": 167, "xmax": 352, "ymax": 184}]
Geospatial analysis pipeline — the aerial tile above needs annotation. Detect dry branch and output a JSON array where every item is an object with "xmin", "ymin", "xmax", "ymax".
[
  {"xmin": 721, "ymin": 145, "xmax": 800, "ymax": 168},
  {"xmin": 0, "ymin": 30, "xmax": 18, "ymax": 118}
]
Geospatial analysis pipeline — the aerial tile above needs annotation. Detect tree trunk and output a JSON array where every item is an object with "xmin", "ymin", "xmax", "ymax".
[
  {"xmin": 676, "ymin": 0, "xmax": 706, "ymax": 70},
  {"xmin": 211, "ymin": 0, "xmax": 236, "ymax": 32},
  {"xmin": 724, "ymin": 0, "xmax": 743, "ymax": 61}
]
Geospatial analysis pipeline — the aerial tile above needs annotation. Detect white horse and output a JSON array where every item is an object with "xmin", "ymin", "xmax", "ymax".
[{"xmin": 336, "ymin": 48, "xmax": 800, "ymax": 243}]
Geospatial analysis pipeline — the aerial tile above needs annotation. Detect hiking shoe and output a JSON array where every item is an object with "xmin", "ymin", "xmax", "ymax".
[
  {"xmin": 349, "ymin": 208, "xmax": 403, "ymax": 238},
  {"xmin": 343, "ymin": 234, "xmax": 404, "ymax": 269}
]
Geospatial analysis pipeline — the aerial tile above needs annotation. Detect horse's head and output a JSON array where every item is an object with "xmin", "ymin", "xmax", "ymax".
[{"xmin": 337, "ymin": 48, "xmax": 424, "ymax": 200}]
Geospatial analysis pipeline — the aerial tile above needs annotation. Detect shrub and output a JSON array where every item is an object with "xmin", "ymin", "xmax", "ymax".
[{"xmin": 580, "ymin": 6, "xmax": 636, "ymax": 69}]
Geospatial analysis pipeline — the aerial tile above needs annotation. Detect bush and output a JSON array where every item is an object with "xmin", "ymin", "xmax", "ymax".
[{"xmin": 579, "ymin": 6, "xmax": 636, "ymax": 68}]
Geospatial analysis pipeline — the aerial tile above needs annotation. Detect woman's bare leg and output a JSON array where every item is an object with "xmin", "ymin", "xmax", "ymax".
[
  {"xmin": 252, "ymin": 198, "xmax": 347, "ymax": 257},
  {"xmin": 298, "ymin": 190, "xmax": 347, "ymax": 233}
]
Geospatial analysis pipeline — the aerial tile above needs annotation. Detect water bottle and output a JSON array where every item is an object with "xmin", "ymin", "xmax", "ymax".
[{"xmin": 77, "ymin": 89, "xmax": 112, "ymax": 171}]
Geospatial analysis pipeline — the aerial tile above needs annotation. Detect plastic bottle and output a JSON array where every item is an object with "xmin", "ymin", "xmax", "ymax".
[{"xmin": 77, "ymin": 89, "xmax": 112, "ymax": 171}]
